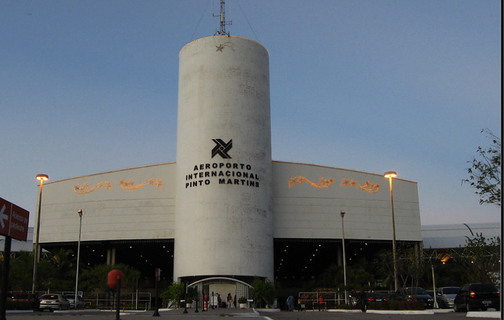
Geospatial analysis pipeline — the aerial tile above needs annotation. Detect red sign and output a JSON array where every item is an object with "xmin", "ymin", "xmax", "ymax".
[
  {"xmin": 108, "ymin": 269, "xmax": 124, "ymax": 289},
  {"xmin": 0, "ymin": 197, "xmax": 30, "ymax": 241}
]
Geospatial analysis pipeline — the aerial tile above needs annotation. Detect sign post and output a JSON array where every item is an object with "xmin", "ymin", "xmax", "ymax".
[
  {"xmin": 0, "ymin": 236, "xmax": 12, "ymax": 320},
  {"xmin": 0, "ymin": 197, "xmax": 30, "ymax": 320},
  {"xmin": 108, "ymin": 269, "xmax": 124, "ymax": 320}
]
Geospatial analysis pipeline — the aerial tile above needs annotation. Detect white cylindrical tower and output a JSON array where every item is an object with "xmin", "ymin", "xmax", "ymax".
[{"xmin": 174, "ymin": 35, "xmax": 273, "ymax": 282}]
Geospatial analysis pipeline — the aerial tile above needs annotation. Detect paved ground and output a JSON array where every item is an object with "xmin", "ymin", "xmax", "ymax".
[{"xmin": 3, "ymin": 308, "xmax": 501, "ymax": 320}]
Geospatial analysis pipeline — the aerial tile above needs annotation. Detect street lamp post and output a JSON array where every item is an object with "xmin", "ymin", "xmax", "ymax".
[
  {"xmin": 74, "ymin": 209, "xmax": 83, "ymax": 306},
  {"xmin": 384, "ymin": 171, "xmax": 398, "ymax": 292},
  {"xmin": 32, "ymin": 174, "xmax": 49, "ymax": 294},
  {"xmin": 340, "ymin": 210, "xmax": 347, "ymax": 305}
]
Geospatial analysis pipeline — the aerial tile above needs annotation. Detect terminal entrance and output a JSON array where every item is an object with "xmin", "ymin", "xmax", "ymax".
[{"xmin": 188, "ymin": 277, "xmax": 253, "ymax": 309}]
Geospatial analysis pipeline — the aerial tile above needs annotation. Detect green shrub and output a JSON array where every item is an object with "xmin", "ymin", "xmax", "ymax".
[
  {"xmin": 160, "ymin": 282, "xmax": 185, "ymax": 308},
  {"xmin": 251, "ymin": 277, "xmax": 276, "ymax": 308}
]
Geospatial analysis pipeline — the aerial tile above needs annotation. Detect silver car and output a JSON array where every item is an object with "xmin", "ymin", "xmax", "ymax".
[
  {"xmin": 64, "ymin": 294, "xmax": 86, "ymax": 309},
  {"xmin": 436, "ymin": 287, "xmax": 460, "ymax": 308},
  {"xmin": 39, "ymin": 294, "xmax": 71, "ymax": 311}
]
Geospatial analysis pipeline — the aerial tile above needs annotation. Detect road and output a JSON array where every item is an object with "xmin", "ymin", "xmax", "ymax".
[{"xmin": 3, "ymin": 308, "xmax": 500, "ymax": 320}]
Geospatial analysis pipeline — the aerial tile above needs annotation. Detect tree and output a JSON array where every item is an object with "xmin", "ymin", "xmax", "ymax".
[
  {"xmin": 463, "ymin": 129, "xmax": 501, "ymax": 206},
  {"xmin": 5, "ymin": 249, "xmax": 77, "ymax": 292},
  {"xmin": 251, "ymin": 277, "xmax": 276, "ymax": 308},
  {"xmin": 451, "ymin": 233, "xmax": 501, "ymax": 284},
  {"xmin": 316, "ymin": 261, "xmax": 374, "ymax": 292},
  {"xmin": 6, "ymin": 251, "xmax": 34, "ymax": 291},
  {"xmin": 315, "ymin": 264, "xmax": 339, "ymax": 289},
  {"xmin": 373, "ymin": 244, "xmax": 425, "ymax": 290},
  {"xmin": 79, "ymin": 263, "xmax": 141, "ymax": 292},
  {"xmin": 346, "ymin": 265, "xmax": 374, "ymax": 292},
  {"xmin": 44, "ymin": 248, "xmax": 76, "ymax": 291},
  {"xmin": 160, "ymin": 282, "xmax": 185, "ymax": 307}
]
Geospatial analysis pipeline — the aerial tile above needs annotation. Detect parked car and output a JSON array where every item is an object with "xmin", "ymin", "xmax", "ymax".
[
  {"xmin": 436, "ymin": 287, "xmax": 460, "ymax": 309},
  {"xmin": 394, "ymin": 287, "xmax": 434, "ymax": 309},
  {"xmin": 454, "ymin": 283, "xmax": 500, "ymax": 312},
  {"xmin": 11, "ymin": 292, "xmax": 40, "ymax": 311},
  {"xmin": 356, "ymin": 292, "xmax": 391, "ymax": 312},
  {"xmin": 63, "ymin": 294, "xmax": 86, "ymax": 309},
  {"xmin": 426, "ymin": 290, "xmax": 445, "ymax": 308},
  {"xmin": 38, "ymin": 294, "xmax": 71, "ymax": 311}
]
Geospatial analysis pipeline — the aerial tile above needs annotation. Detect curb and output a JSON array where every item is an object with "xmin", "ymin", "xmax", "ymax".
[
  {"xmin": 466, "ymin": 311, "xmax": 501, "ymax": 318},
  {"xmin": 366, "ymin": 310, "xmax": 435, "ymax": 315}
]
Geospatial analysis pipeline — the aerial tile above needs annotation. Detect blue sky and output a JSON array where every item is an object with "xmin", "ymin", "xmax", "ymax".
[{"xmin": 0, "ymin": 0, "xmax": 501, "ymax": 227}]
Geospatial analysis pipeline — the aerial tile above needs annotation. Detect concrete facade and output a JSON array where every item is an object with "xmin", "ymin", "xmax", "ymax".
[
  {"xmin": 175, "ymin": 36, "xmax": 273, "ymax": 282},
  {"xmin": 37, "ymin": 161, "xmax": 422, "ymax": 278},
  {"xmin": 34, "ymin": 35, "xmax": 422, "ymax": 288},
  {"xmin": 39, "ymin": 161, "xmax": 422, "ymax": 243},
  {"xmin": 38, "ymin": 163, "xmax": 175, "ymax": 244}
]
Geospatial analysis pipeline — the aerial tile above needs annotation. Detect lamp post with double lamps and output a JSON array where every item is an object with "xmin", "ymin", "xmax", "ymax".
[
  {"xmin": 340, "ymin": 210, "xmax": 347, "ymax": 305},
  {"xmin": 384, "ymin": 171, "xmax": 398, "ymax": 292},
  {"xmin": 74, "ymin": 209, "xmax": 83, "ymax": 308},
  {"xmin": 32, "ymin": 173, "xmax": 49, "ymax": 294}
]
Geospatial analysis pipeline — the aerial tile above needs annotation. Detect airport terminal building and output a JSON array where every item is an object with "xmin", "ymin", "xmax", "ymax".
[{"xmin": 35, "ymin": 34, "xmax": 422, "ymax": 296}]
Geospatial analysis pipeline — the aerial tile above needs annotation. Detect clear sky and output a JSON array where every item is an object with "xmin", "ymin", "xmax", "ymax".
[{"xmin": 0, "ymin": 0, "xmax": 501, "ymax": 228}]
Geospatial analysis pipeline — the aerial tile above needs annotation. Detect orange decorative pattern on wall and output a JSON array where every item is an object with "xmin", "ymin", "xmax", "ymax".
[
  {"xmin": 119, "ymin": 179, "xmax": 164, "ymax": 190},
  {"xmin": 74, "ymin": 182, "xmax": 113, "ymax": 194},
  {"xmin": 340, "ymin": 179, "xmax": 380, "ymax": 193},
  {"xmin": 289, "ymin": 177, "xmax": 334, "ymax": 188},
  {"xmin": 288, "ymin": 177, "xmax": 380, "ymax": 193}
]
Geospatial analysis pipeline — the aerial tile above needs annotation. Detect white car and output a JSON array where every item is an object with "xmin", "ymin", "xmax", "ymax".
[{"xmin": 39, "ymin": 294, "xmax": 71, "ymax": 311}]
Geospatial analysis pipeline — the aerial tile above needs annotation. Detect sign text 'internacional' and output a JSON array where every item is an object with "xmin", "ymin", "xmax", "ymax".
[{"xmin": 185, "ymin": 162, "xmax": 260, "ymax": 188}]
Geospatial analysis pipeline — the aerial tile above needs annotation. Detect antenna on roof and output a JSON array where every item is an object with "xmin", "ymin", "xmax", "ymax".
[{"xmin": 213, "ymin": 0, "xmax": 232, "ymax": 36}]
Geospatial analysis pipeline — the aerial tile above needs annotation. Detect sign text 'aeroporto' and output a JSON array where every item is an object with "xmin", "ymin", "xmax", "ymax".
[{"xmin": 185, "ymin": 162, "xmax": 260, "ymax": 188}]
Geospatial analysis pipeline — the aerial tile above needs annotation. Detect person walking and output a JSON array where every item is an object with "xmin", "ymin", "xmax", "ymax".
[
  {"xmin": 211, "ymin": 292, "xmax": 218, "ymax": 309},
  {"xmin": 227, "ymin": 293, "xmax": 233, "ymax": 308},
  {"xmin": 318, "ymin": 296, "xmax": 324, "ymax": 311},
  {"xmin": 298, "ymin": 298, "xmax": 303, "ymax": 311},
  {"xmin": 287, "ymin": 295, "xmax": 294, "ymax": 311}
]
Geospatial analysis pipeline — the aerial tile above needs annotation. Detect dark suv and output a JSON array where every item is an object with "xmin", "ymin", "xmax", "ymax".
[
  {"xmin": 454, "ymin": 283, "xmax": 500, "ymax": 312},
  {"xmin": 394, "ymin": 287, "xmax": 434, "ymax": 309}
]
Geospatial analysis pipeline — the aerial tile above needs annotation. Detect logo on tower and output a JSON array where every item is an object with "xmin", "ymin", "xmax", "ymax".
[
  {"xmin": 185, "ymin": 139, "xmax": 259, "ymax": 189},
  {"xmin": 212, "ymin": 139, "xmax": 232, "ymax": 159}
]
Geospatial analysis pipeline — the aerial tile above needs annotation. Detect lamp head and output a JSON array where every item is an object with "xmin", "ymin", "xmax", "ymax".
[
  {"xmin": 340, "ymin": 210, "xmax": 346, "ymax": 218},
  {"xmin": 36, "ymin": 174, "xmax": 49, "ymax": 181},
  {"xmin": 78, "ymin": 209, "xmax": 83, "ymax": 217},
  {"xmin": 384, "ymin": 171, "xmax": 397, "ymax": 179}
]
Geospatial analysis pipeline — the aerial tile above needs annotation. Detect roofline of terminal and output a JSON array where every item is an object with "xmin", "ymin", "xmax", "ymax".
[{"xmin": 45, "ymin": 160, "xmax": 417, "ymax": 185}]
